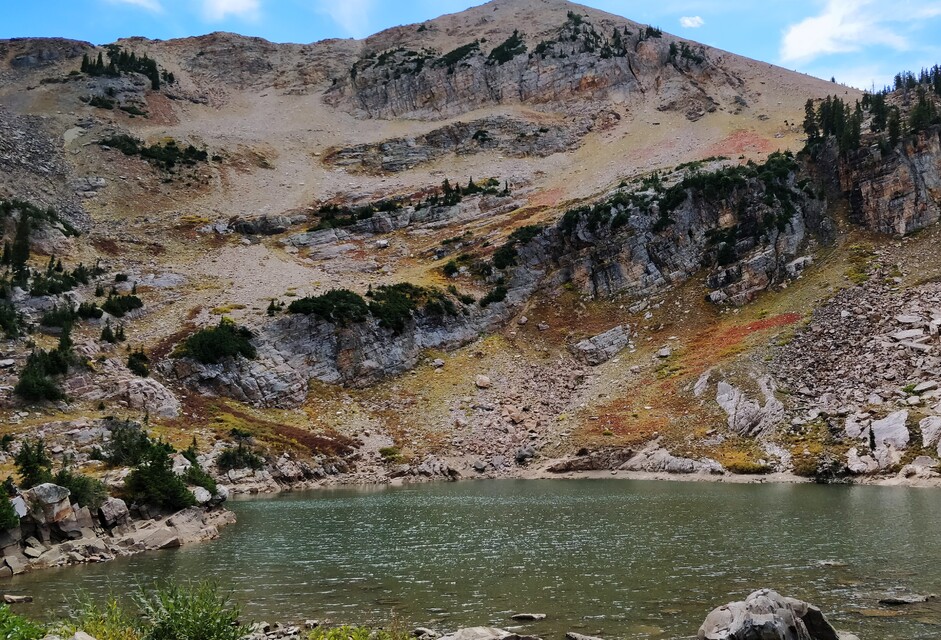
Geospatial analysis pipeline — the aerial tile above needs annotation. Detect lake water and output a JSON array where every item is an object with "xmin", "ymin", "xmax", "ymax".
[{"xmin": 9, "ymin": 480, "xmax": 941, "ymax": 639}]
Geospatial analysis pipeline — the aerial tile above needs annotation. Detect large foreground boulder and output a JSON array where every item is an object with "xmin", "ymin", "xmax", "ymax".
[{"xmin": 698, "ymin": 589, "xmax": 858, "ymax": 640}]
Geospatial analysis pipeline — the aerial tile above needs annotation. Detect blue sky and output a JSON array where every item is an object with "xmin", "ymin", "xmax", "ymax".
[{"xmin": 5, "ymin": 0, "xmax": 941, "ymax": 90}]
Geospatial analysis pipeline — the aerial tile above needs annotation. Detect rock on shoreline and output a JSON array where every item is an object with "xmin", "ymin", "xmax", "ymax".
[{"xmin": 1, "ymin": 483, "xmax": 235, "ymax": 578}]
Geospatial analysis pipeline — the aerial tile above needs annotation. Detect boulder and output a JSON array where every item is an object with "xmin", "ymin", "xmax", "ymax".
[
  {"xmin": 870, "ymin": 411, "xmax": 909, "ymax": 449},
  {"xmin": 515, "ymin": 445, "xmax": 536, "ymax": 465},
  {"xmin": 23, "ymin": 484, "xmax": 73, "ymax": 524},
  {"xmin": 98, "ymin": 497, "xmax": 129, "ymax": 528},
  {"xmin": 475, "ymin": 375, "xmax": 492, "ymax": 389},
  {"xmin": 920, "ymin": 416, "xmax": 941, "ymax": 448},
  {"xmin": 570, "ymin": 325, "xmax": 631, "ymax": 365},
  {"xmin": 716, "ymin": 379, "xmax": 785, "ymax": 438},
  {"xmin": 698, "ymin": 589, "xmax": 843, "ymax": 640},
  {"xmin": 438, "ymin": 629, "xmax": 515, "ymax": 640},
  {"xmin": 510, "ymin": 614, "xmax": 545, "ymax": 621},
  {"xmin": 878, "ymin": 593, "xmax": 936, "ymax": 605}
]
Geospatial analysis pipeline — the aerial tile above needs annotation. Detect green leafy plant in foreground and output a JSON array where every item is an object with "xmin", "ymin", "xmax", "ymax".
[
  {"xmin": 135, "ymin": 582, "xmax": 242, "ymax": 640},
  {"xmin": 0, "ymin": 604, "xmax": 44, "ymax": 640}
]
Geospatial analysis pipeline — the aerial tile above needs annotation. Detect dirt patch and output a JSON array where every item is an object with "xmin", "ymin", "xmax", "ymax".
[{"xmin": 704, "ymin": 129, "xmax": 776, "ymax": 158}]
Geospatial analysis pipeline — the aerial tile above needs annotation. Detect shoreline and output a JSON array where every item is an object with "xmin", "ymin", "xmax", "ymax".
[{"xmin": 226, "ymin": 460, "xmax": 941, "ymax": 498}]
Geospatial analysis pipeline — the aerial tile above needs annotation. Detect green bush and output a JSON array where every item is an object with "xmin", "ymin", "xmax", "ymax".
[
  {"xmin": 0, "ymin": 301, "xmax": 22, "ymax": 338},
  {"xmin": 100, "ymin": 422, "xmax": 171, "ymax": 467},
  {"xmin": 491, "ymin": 244, "xmax": 518, "ymax": 269},
  {"xmin": 183, "ymin": 464, "xmax": 217, "ymax": 495},
  {"xmin": 14, "ymin": 439, "xmax": 53, "ymax": 489},
  {"xmin": 0, "ymin": 604, "xmax": 44, "ymax": 640},
  {"xmin": 367, "ymin": 283, "xmax": 456, "ymax": 333},
  {"xmin": 102, "ymin": 293, "xmax": 143, "ymax": 318},
  {"xmin": 78, "ymin": 301, "xmax": 104, "ymax": 319},
  {"xmin": 134, "ymin": 582, "xmax": 242, "ymax": 640},
  {"xmin": 64, "ymin": 594, "xmax": 141, "ymax": 640},
  {"xmin": 215, "ymin": 446, "xmax": 264, "ymax": 473},
  {"xmin": 124, "ymin": 447, "xmax": 196, "ymax": 511},
  {"xmin": 488, "ymin": 30, "xmax": 527, "ymax": 65},
  {"xmin": 40, "ymin": 304, "xmax": 77, "ymax": 327},
  {"xmin": 309, "ymin": 625, "xmax": 410, "ymax": 640},
  {"xmin": 288, "ymin": 289, "xmax": 369, "ymax": 326},
  {"xmin": 181, "ymin": 318, "xmax": 256, "ymax": 365},
  {"xmin": 54, "ymin": 468, "xmax": 108, "ymax": 510},
  {"xmin": 128, "ymin": 349, "xmax": 150, "ymax": 377},
  {"xmin": 479, "ymin": 285, "xmax": 508, "ymax": 307},
  {"xmin": 0, "ymin": 497, "xmax": 20, "ymax": 531}
]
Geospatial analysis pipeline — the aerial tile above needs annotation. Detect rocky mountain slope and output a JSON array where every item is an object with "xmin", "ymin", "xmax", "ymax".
[{"xmin": 1, "ymin": 0, "xmax": 941, "ymax": 495}]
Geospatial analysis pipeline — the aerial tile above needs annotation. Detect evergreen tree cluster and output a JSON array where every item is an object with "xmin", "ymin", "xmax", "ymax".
[
  {"xmin": 80, "ymin": 45, "xmax": 170, "ymax": 90},
  {"xmin": 891, "ymin": 66, "xmax": 941, "ymax": 96},
  {"xmin": 802, "ymin": 96, "xmax": 863, "ymax": 155},
  {"xmin": 14, "ymin": 326, "xmax": 75, "ymax": 402}
]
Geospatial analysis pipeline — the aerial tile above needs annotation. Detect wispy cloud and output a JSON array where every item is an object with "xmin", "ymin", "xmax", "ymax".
[
  {"xmin": 314, "ymin": 0, "xmax": 375, "ymax": 38},
  {"xmin": 779, "ymin": 0, "xmax": 941, "ymax": 63},
  {"xmin": 679, "ymin": 16, "xmax": 704, "ymax": 28},
  {"xmin": 202, "ymin": 0, "xmax": 261, "ymax": 21},
  {"xmin": 105, "ymin": 0, "xmax": 163, "ymax": 12}
]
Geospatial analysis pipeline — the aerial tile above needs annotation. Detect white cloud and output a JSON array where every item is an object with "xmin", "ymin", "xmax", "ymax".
[
  {"xmin": 106, "ymin": 0, "xmax": 163, "ymax": 12},
  {"xmin": 679, "ymin": 16, "xmax": 704, "ymax": 28},
  {"xmin": 315, "ymin": 0, "xmax": 375, "ymax": 38},
  {"xmin": 202, "ymin": 0, "xmax": 261, "ymax": 21},
  {"xmin": 780, "ymin": 0, "xmax": 922, "ymax": 63}
]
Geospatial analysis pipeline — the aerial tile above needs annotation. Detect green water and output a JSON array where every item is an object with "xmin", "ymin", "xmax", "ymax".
[{"xmin": 8, "ymin": 480, "xmax": 941, "ymax": 639}]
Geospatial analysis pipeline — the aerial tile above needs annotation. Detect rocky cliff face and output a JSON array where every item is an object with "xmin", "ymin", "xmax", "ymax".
[
  {"xmin": 174, "ymin": 158, "xmax": 825, "ymax": 407},
  {"xmin": 525, "ymin": 159, "xmax": 827, "ymax": 307},
  {"xmin": 842, "ymin": 126, "xmax": 941, "ymax": 235},
  {"xmin": 170, "ymin": 305, "xmax": 509, "ymax": 408},
  {"xmin": 324, "ymin": 8, "xmax": 746, "ymax": 120},
  {"xmin": 323, "ymin": 113, "xmax": 605, "ymax": 173}
]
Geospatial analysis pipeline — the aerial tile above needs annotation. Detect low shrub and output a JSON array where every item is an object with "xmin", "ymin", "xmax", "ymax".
[
  {"xmin": 288, "ymin": 289, "xmax": 369, "ymax": 326},
  {"xmin": 181, "ymin": 318, "xmax": 256, "ymax": 364},
  {"xmin": 64, "ymin": 595, "xmax": 141, "ymax": 640},
  {"xmin": 0, "ymin": 497, "xmax": 20, "ymax": 531},
  {"xmin": 0, "ymin": 604, "xmax": 44, "ymax": 640},
  {"xmin": 216, "ymin": 446, "xmax": 264, "ymax": 472},
  {"xmin": 14, "ymin": 439, "xmax": 53, "ymax": 489},
  {"xmin": 99, "ymin": 422, "xmax": 171, "ymax": 467},
  {"xmin": 134, "ymin": 582, "xmax": 242, "ymax": 640},
  {"xmin": 183, "ymin": 464, "xmax": 218, "ymax": 495},
  {"xmin": 102, "ymin": 293, "xmax": 143, "ymax": 318},
  {"xmin": 309, "ymin": 625, "xmax": 410, "ymax": 640},
  {"xmin": 127, "ymin": 349, "xmax": 150, "ymax": 377},
  {"xmin": 0, "ymin": 301, "xmax": 22, "ymax": 338},
  {"xmin": 479, "ymin": 285, "xmax": 508, "ymax": 307},
  {"xmin": 40, "ymin": 304, "xmax": 77, "ymax": 328},
  {"xmin": 124, "ymin": 447, "xmax": 196, "ymax": 511},
  {"xmin": 54, "ymin": 468, "xmax": 108, "ymax": 510}
]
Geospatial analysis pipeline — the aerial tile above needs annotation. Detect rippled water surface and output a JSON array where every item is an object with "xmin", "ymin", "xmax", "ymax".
[{"xmin": 10, "ymin": 480, "xmax": 941, "ymax": 639}]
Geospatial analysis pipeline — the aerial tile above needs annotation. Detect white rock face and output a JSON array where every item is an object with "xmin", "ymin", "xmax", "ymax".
[
  {"xmin": 870, "ymin": 411, "xmax": 909, "ymax": 449},
  {"xmin": 716, "ymin": 378, "xmax": 784, "ymax": 437},
  {"xmin": 920, "ymin": 416, "xmax": 941, "ymax": 449}
]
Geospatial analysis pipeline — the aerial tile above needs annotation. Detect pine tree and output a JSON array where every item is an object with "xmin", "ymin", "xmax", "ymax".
[
  {"xmin": 802, "ymin": 99, "xmax": 819, "ymax": 141},
  {"xmin": 888, "ymin": 107, "xmax": 901, "ymax": 147},
  {"xmin": 81, "ymin": 53, "xmax": 90, "ymax": 73},
  {"xmin": 11, "ymin": 212, "xmax": 30, "ymax": 273},
  {"xmin": 101, "ymin": 321, "xmax": 116, "ymax": 343}
]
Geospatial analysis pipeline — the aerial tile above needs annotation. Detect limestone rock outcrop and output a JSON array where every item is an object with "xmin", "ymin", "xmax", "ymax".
[{"xmin": 842, "ymin": 126, "xmax": 941, "ymax": 235}]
